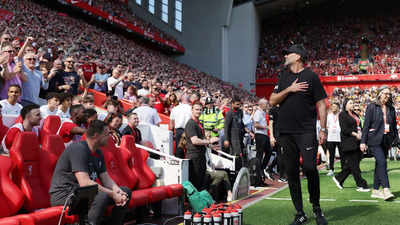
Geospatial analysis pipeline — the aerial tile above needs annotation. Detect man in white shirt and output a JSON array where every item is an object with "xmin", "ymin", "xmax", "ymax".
[
  {"xmin": 170, "ymin": 94, "xmax": 192, "ymax": 158},
  {"xmin": 40, "ymin": 92, "xmax": 60, "ymax": 119},
  {"xmin": 0, "ymin": 85, "xmax": 23, "ymax": 116},
  {"xmin": 107, "ymin": 68, "xmax": 126, "ymax": 99},
  {"xmin": 253, "ymin": 98, "xmax": 273, "ymax": 180},
  {"xmin": 133, "ymin": 97, "xmax": 161, "ymax": 126},
  {"xmin": 137, "ymin": 80, "xmax": 150, "ymax": 97},
  {"xmin": 326, "ymin": 102, "xmax": 341, "ymax": 176}
]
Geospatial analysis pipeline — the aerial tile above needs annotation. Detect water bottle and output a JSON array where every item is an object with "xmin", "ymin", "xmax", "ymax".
[
  {"xmin": 184, "ymin": 211, "xmax": 192, "ymax": 225},
  {"xmin": 223, "ymin": 210, "xmax": 231, "ymax": 225},
  {"xmin": 203, "ymin": 214, "xmax": 212, "ymax": 225},
  {"xmin": 233, "ymin": 204, "xmax": 243, "ymax": 225},
  {"xmin": 213, "ymin": 213, "xmax": 222, "ymax": 225},
  {"xmin": 193, "ymin": 213, "xmax": 202, "ymax": 225},
  {"xmin": 231, "ymin": 209, "xmax": 239, "ymax": 225}
]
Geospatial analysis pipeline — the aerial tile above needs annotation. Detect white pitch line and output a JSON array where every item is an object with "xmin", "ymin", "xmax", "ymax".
[
  {"xmin": 349, "ymin": 200, "xmax": 379, "ymax": 203},
  {"xmin": 265, "ymin": 197, "xmax": 336, "ymax": 202}
]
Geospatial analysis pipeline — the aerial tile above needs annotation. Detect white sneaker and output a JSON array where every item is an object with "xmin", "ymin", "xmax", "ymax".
[
  {"xmin": 383, "ymin": 188, "xmax": 395, "ymax": 201},
  {"xmin": 264, "ymin": 169, "xmax": 273, "ymax": 180},
  {"xmin": 356, "ymin": 187, "xmax": 370, "ymax": 192},
  {"xmin": 332, "ymin": 177, "xmax": 343, "ymax": 189},
  {"xmin": 327, "ymin": 170, "xmax": 334, "ymax": 176},
  {"xmin": 371, "ymin": 189, "xmax": 384, "ymax": 199}
]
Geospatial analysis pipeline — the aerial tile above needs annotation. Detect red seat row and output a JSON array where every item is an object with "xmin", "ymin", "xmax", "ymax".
[{"xmin": 0, "ymin": 117, "xmax": 183, "ymax": 224}]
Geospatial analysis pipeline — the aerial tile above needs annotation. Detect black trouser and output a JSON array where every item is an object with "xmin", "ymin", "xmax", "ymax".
[
  {"xmin": 280, "ymin": 133, "xmax": 320, "ymax": 213},
  {"xmin": 188, "ymin": 154, "xmax": 207, "ymax": 191},
  {"xmin": 371, "ymin": 145, "xmax": 390, "ymax": 189},
  {"xmin": 335, "ymin": 150, "xmax": 368, "ymax": 188},
  {"xmin": 51, "ymin": 186, "xmax": 132, "ymax": 225},
  {"xmin": 255, "ymin": 134, "xmax": 272, "ymax": 171},
  {"xmin": 326, "ymin": 141, "xmax": 341, "ymax": 171},
  {"xmin": 175, "ymin": 128, "xmax": 185, "ymax": 159},
  {"xmin": 275, "ymin": 140, "xmax": 286, "ymax": 178}
]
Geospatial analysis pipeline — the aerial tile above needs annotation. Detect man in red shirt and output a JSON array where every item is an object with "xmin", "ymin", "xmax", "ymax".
[
  {"xmin": 1, "ymin": 104, "xmax": 41, "ymax": 154},
  {"xmin": 57, "ymin": 104, "xmax": 87, "ymax": 146},
  {"xmin": 150, "ymin": 86, "xmax": 166, "ymax": 114}
]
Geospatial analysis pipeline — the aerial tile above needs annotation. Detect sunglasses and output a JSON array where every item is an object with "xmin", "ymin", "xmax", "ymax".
[
  {"xmin": 4, "ymin": 50, "xmax": 14, "ymax": 53},
  {"xmin": 65, "ymin": 61, "xmax": 74, "ymax": 63},
  {"xmin": 25, "ymin": 58, "xmax": 36, "ymax": 61}
]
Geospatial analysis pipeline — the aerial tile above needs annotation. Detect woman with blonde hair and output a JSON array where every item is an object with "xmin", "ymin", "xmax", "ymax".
[{"xmin": 361, "ymin": 86, "xmax": 398, "ymax": 200}]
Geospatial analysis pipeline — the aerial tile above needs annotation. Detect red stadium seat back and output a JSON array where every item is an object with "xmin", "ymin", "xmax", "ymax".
[
  {"xmin": 40, "ymin": 135, "xmax": 65, "ymax": 192},
  {"xmin": 0, "ymin": 214, "xmax": 35, "ymax": 225},
  {"xmin": 0, "ymin": 156, "xmax": 24, "ymax": 218},
  {"xmin": 41, "ymin": 116, "xmax": 61, "ymax": 144},
  {"xmin": 165, "ymin": 184, "xmax": 184, "ymax": 198},
  {"xmin": 9, "ymin": 132, "xmax": 50, "ymax": 211},
  {"xmin": 100, "ymin": 137, "xmax": 138, "ymax": 189},
  {"xmin": 121, "ymin": 135, "xmax": 156, "ymax": 189}
]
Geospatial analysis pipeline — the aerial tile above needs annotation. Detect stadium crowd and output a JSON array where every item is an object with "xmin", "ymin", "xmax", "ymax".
[
  {"xmin": 257, "ymin": 13, "xmax": 400, "ymax": 78},
  {"xmin": 1, "ymin": 0, "xmax": 255, "ymax": 108}
]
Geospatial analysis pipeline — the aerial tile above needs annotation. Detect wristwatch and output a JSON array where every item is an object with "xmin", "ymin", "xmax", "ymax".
[{"xmin": 320, "ymin": 128, "xmax": 327, "ymax": 133}]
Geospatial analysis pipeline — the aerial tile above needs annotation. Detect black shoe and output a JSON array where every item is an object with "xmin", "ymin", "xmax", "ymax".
[
  {"xmin": 390, "ymin": 157, "xmax": 394, "ymax": 161},
  {"xmin": 289, "ymin": 213, "xmax": 308, "ymax": 225},
  {"xmin": 313, "ymin": 208, "xmax": 328, "ymax": 225}
]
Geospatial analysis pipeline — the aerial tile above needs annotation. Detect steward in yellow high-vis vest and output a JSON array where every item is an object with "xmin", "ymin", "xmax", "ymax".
[{"xmin": 200, "ymin": 97, "xmax": 224, "ymax": 138}]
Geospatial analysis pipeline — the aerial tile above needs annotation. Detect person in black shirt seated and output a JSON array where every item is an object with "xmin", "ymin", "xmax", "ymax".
[
  {"xmin": 121, "ymin": 112, "xmax": 142, "ymax": 144},
  {"xmin": 49, "ymin": 120, "xmax": 132, "ymax": 225},
  {"xmin": 185, "ymin": 101, "xmax": 219, "ymax": 191}
]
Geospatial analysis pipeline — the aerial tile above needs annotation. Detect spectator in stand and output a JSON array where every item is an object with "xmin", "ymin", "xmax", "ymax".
[
  {"xmin": 133, "ymin": 97, "xmax": 161, "ymax": 126},
  {"xmin": 104, "ymin": 112, "xmax": 123, "ymax": 145},
  {"xmin": 1, "ymin": 104, "xmax": 41, "ymax": 155},
  {"xmin": 121, "ymin": 112, "xmax": 142, "ymax": 144},
  {"xmin": 55, "ymin": 56, "xmax": 81, "ymax": 95},
  {"xmin": 123, "ymin": 85, "xmax": 138, "ymax": 105},
  {"xmin": 165, "ymin": 92, "xmax": 179, "ymax": 115},
  {"xmin": 107, "ymin": 68, "xmax": 126, "ymax": 99},
  {"xmin": 0, "ymin": 85, "xmax": 23, "ymax": 116},
  {"xmin": 170, "ymin": 94, "xmax": 192, "ymax": 158},
  {"xmin": 93, "ymin": 62, "xmax": 109, "ymax": 92},
  {"xmin": 0, "ymin": 45, "xmax": 25, "ymax": 100},
  {"xmin": 21, "ymin": 51, "xmax": 49, "ymax": 106},
  {"xmin": 39, "ymin": 93, "xmax": 60, "ymax": 119},
  {"xmin": 57, "ymin": 104, "xmax": 87, "ymax": 146},
  {"xmin": 98, "ymin": 99, "xmax": 119, "ymax": 121},
  {"xmin": 47, "ymin": 59, "xmax": 64, "ymax": 93},
  {"xmin": 57, "ymin": 93, "xmax": 73, "ymax": 121},
  {"xmin": 82, "ymin": 95, "xmax": 95, "ymax": 109},
  {"xmin": 224, "ymin": 95, "xmax": 245, "ymax": 158},
  {"xmin": 84, "ymin": 108, "xmax": 99, "ymax": 125},
  {"xmin": 137, "ymin": 80, "xmax": 150, "ymax": 97},
  {"xmin": 150, "ymin": 85, "xmax": 166, "ymax": 114}
]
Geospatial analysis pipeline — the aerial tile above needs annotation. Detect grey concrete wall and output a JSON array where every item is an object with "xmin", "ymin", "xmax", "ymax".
[
  {"xmin": 174, "ymin": 0, "xmax": 233, "ymax": 79},
  {"xmin": 224, "ymin": 2, "xmax": 260, "ymax": 91},
  {"xmin": 127, "ymin": 0, "xmax": 182, "ymax": 39}
]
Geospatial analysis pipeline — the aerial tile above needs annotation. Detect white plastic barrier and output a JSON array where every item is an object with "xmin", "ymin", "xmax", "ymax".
[
  {"xmin": 136, "ymin": 144, "xmax": 189, "ymax": 215},
  {"xmin": 137, "ymin": 123, "xmax": 173, "ymax": 155}
]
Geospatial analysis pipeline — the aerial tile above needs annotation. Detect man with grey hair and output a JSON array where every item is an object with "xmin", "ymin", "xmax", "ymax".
[
  {"xmin": 253, "ymin": 98, "xmax": 273, "ymax": 180},
  {"xmin": 133, "ymin": 96, "xmax": 161, "ymax": 126},
  {"xmin": 170, "ymin": 94, "xmax": 192, "ymax": 158}
]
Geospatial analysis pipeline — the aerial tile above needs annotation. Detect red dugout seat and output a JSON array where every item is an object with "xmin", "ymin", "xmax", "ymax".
[
  {"xmin": 40, "ymin": 116, "xmax": 61, "ymax": 144},
  {"xmin": 0, "ymin": 156, "xmax": 24, "ymax": 218},
  {"xmin": 100, "ymin": 137, "xmax": 138, "ymax": 190},
  {"xmin": 9, "ymin": 132, "xmax": 77, "ymax": 225},
  {"xmin": 120, "ymin": 136, "xmax": 156, "ymax": 189},
  {"xmin": 40, "ymin": 135, "xmax": 65, "ymax": 192}
]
